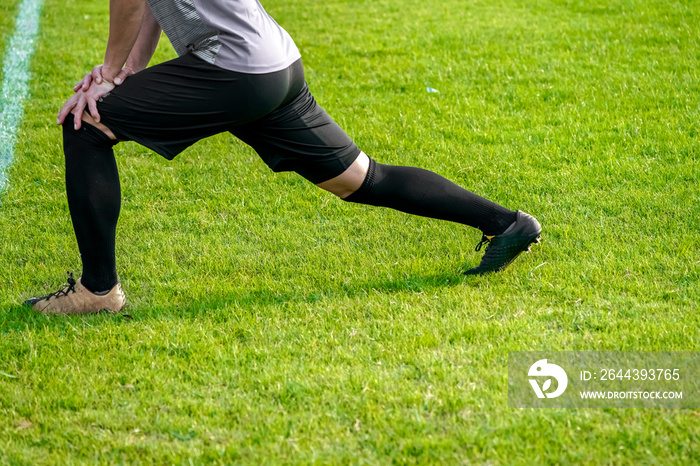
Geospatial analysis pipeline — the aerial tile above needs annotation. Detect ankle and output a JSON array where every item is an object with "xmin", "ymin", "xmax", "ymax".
[
  {"xmin": 81, "ymin": 276, "xmax": 117, "ymax": 295},
  {"xmin": 483, "ymin": 211, "xmax": 517, "ymax": 236}
]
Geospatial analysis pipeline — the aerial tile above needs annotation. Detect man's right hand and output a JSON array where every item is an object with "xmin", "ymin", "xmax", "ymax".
[{"xmin": 73, "ymin": 64, "xmax": 134, "ymax": 93}]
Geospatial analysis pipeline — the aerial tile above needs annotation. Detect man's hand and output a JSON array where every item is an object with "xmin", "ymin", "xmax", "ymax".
[
  {"xmin": 73, "ymin": 64, "xmax": 134, "ymax": 93},
  {"xmin": 58, "ymin": 80, "xmax": 115, "ymax": 130}
]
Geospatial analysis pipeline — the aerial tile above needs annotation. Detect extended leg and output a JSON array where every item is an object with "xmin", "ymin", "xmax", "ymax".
[
  {"xmin": 317, "ymin": 152, "xmax": 541, "ymax": 274},
  {"xmin": 318, "ymin": 152, "xmax": 517, "ymax": 235}
]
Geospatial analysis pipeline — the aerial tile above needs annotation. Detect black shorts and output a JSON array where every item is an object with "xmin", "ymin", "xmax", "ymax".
[{"xmin": 96, "ymin": 54, "xmax": 360, "ymax": 183}]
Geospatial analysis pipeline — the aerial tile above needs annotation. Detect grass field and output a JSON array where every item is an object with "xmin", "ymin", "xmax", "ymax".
[{"xmin": 1, "ymin": 0, "xmax": 699, "ymax": 463}]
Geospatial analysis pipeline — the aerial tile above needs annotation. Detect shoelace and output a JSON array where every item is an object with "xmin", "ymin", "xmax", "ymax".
[
  {"xmin": 45, "ymin": 272, "xmax": 77, "ymax": 300},
  {"xmin": 474, "ymin": 234, "xmax": 492, "ymax": 252}
]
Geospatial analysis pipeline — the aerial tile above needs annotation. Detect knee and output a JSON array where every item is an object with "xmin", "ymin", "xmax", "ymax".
[
  {"xmin": 62, "ymin": 114, "xmax": 118, "ymax": 150},
  {"xmin": 317, "ymin": 152, "xmax": 371, "ymax": 199},
  {"xmin": 62, "ymin": 115, "xmax": 119, "ymax": 170},
  {"xmin": 62, "ymin": 113, "xmax": 117, "ymax": 142}
]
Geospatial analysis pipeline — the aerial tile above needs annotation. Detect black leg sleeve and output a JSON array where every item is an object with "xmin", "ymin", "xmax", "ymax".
[
  {"xmin": 62, "ymin": 114, "xmax": 121, "ymax": 293},
  {"xmin": 344, "ymin": 158, "xmax": 516, "ymax": 236}
]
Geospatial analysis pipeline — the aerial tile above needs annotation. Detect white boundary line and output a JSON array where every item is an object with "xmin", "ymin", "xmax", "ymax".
[{"xmin": 0, "ymin": 0, "xmax": 44, "ymax": 199}]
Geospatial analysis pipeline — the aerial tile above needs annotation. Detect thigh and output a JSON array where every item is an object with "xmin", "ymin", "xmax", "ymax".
[
  {"xmin": 96, "ymin": 54, "xmax": 293, "ymax": 159},
  {"xmin": 230, "ymin": 82, "xmax": 361, "ymax": 184}
]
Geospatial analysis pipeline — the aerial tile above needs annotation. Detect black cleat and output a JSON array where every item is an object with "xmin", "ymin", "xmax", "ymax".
[{"xmin": 464, "ymin": 210, "xmax": 542, "ymax": 275}]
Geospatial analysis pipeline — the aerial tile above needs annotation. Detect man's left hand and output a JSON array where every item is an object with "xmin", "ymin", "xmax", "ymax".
[{"xmin": 58, "ymin": 80, "xmax": 115, "ymax": 130}]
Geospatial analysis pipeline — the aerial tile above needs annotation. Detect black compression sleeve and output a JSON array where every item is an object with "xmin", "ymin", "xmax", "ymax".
[
  {"xmin": 63, "ymin": 114, "xmax": 121, "ymax": 293},
  {"xmin": 344, "ymin": 158, "xmax": 516, "ymax": 235}
]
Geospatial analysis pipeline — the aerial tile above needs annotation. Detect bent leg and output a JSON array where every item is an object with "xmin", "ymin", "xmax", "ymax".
[{"xmin": 63, "ymin": 113, "xmax": 121, "ymax": 293}]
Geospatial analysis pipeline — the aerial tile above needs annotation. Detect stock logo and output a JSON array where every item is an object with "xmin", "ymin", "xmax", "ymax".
[{"xmin": 528, "ymin": 359, "xmax": 568, "ymax": 399}]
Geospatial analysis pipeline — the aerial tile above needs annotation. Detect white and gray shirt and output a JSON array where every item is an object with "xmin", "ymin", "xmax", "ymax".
[{"xmin": 147, "ymin": 0, "xmax": 301, "ymax": 74}]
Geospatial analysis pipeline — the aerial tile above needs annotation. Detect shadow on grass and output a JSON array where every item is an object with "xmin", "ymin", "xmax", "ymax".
[
  {"xmin": 201, "ymin": 269, "xmax": 468, "ymax": 310},
  {"xmin": 1, "ymin": 269, "xmax": 483, "ymax": 331},
  {"xmin": 1, "ymin": 298, "xmax": 140, "ymax": 332}
]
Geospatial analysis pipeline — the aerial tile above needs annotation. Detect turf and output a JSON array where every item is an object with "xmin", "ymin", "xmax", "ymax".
[{"xmin": 1, "ymin": 0, "xmax": 699, "ymax": 463}]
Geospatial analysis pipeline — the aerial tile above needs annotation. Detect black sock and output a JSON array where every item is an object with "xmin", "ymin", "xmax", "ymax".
[
  {"xmin": 63, "ymin": 114, "xmax": 121, "ymax": 293},
  {"xmin": 343, "ymin": 158, "xmax": 516, "ymax": 235}
]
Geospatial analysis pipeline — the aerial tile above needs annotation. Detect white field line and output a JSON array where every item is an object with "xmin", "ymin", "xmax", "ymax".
[{"xmin": 0, "ymin": 0, "xmax": 44, "ymax": 199}]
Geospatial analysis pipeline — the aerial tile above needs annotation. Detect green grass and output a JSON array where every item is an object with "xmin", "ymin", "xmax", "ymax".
[
  {"xmin": 0, "ymin": 0, "xmax": 20, "ymax": 64},
  {"xmin": 0, "ymin": 0, "xmax": 20, "ymax": 107},
  {"xmin": 1, "ymin": 0, "xmax": 699, "ymax": 463}
]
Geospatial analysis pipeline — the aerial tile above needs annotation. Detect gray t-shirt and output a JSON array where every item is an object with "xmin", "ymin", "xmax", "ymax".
[{"xmin": 147, "ymin": 0, "xmax": 301, "ymax": 74}]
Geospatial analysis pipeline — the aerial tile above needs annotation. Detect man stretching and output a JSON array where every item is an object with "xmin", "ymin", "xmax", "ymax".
[{"xmin": 26, "ymin": 0, "xmax": 541, "ymax": 314}]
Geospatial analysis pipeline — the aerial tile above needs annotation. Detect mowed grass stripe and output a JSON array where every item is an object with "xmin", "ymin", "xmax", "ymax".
[
  {"xmin": 0, "ymin": 0, "xmax": 43, "ymax": 198},
  {"xmin": 0, "ymin": 0, "xmax": 21, "ymax": 66}
]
